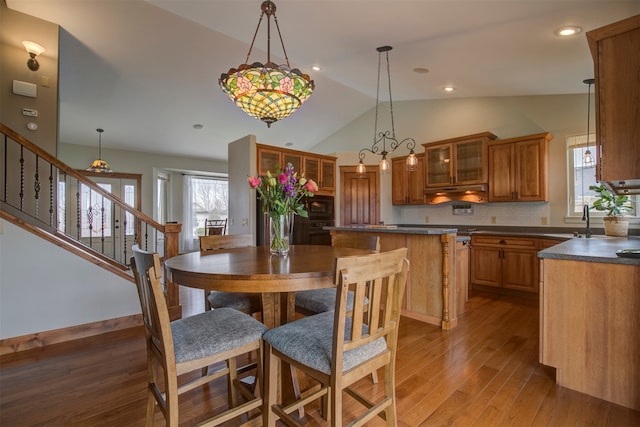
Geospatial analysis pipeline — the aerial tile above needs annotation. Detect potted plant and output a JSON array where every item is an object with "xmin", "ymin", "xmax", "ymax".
[{"xmin": 589, "ymin": 184, "xmax": 633, "ymax": 237}]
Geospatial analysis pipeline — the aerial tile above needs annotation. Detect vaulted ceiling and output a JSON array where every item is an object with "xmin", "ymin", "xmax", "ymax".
[{"xmin": 6, "ymin": 0, "xmax": 640, "ymax": 161}]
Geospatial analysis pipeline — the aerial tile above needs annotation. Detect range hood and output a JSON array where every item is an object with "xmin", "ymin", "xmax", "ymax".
[
  {"xmin": 424, "ymin": 183, "xmax": 488, "ymax": 204},
  {"xmin": 604, "ymin": 179, "xmax": 640, "ymax": 196}
]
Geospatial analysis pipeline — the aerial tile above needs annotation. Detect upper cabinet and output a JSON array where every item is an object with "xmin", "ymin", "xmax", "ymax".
[
  {"xmin": 391, "ymin": 154, "xmax": 425, "ymax": 205},
  {"xmin": 303, "ymin": 156, "xmax": 336, "ymax": 193},
  {"xmin": 488, "ymin": 133, "xmax": 551, "ymax": 202},
  {"xmin": 587, "ymin": 15, "xmax": 640, "ymax": 195},
  {"xmin": 256, "ymin": 143, "xmax": 336, "ymax": 196},
  {"xmin": 422, "ymin": 132, "xmax": 497, "ymax": 188}
]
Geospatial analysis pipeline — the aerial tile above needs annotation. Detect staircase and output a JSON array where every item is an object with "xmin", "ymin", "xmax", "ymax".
[{"xmin": 0, "ymin": 123, "xmax": 183, "ymax": 318}]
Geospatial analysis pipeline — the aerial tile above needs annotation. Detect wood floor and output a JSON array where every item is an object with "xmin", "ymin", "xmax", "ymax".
[{"xmin": 1, "ymin": 288, "xmax": 639, "ymax": 426}]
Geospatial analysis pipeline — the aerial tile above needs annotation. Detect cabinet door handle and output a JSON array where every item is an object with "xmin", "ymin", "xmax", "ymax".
[{"xmin": 499, "ymin": 239, "xmax": 507, "ymax": 244}]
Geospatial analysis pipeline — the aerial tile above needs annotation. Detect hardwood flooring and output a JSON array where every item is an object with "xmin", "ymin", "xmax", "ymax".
[{"xmin": 1, "ymin": 288, "xmax": 639, "ymax": 426}]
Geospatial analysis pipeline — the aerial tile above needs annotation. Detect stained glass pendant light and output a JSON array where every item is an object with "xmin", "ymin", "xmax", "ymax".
[
  {"xmin": 218, "ymin": 1, "xmax": 315, "ymax": 127},
  {"xmin": 86, "ymin": 128, "xmax": 112, "ymax": 173},
  {"xmin": 356, "ymin": 46, "xmax": 416, "ymax": 175}
]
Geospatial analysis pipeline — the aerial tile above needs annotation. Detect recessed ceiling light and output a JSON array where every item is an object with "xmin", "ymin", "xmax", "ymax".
[
  {"xmin": 554, "ymin": 26, "xmax": 582, "ymax": 37},
  {"xmin": 285, "ymin": 142, "xmax": 293, "ymax": 147},
  {"xmin": 193, "ymin": 124, "xmax": 203, "ymax": 129},
  {"xmin": 443, "ymin": 86, "xmax": 455, "ymax": 92},
  {"xmin": 413, "ymin": 67, "xmax": 430, "ymax": 74},
  {"xmin": 312, "ymin": 66, "xmax": 320, "ymax": 71}
]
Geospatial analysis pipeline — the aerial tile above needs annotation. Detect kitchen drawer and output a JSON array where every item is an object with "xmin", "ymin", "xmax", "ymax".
[{"xmin": 472, "ymin": 236, "xmax": 537, "ymax": 248}]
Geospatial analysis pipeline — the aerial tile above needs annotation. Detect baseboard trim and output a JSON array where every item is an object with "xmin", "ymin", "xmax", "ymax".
[{"xmin": 0, "ymin": 314, "xmax": 143, "ymax": 357}]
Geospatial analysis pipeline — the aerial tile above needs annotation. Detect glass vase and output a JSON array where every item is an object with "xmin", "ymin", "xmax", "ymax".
[{"xmin": 269, "ymin": 214, "xmax": 291, "ymax": 255}]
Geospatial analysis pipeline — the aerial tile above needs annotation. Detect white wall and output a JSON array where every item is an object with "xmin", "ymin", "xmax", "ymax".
[
  {"xmin": 0, "ymin": 220, "xmax": 140, "ymax": 339},
  {"xmin": 312, "ymin": 94, "xmax": 606, "ymax": 229},
  {"xmin": 227, "ymin": 135, "xmax": 257, "ymax": 238}
]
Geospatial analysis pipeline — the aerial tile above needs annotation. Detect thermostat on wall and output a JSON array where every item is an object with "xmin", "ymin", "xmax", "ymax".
[{"xmin": 12, "ymin": 80, "xmax": 37, "ymax": 98}]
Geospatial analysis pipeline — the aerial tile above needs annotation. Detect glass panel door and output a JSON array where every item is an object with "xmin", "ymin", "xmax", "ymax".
[
  {"xmin": 456, "ymin": 139, "xmax": 484, "ymax": 184},
  {"xmin": 426, "ymin": 144, "xmax": 452, "ymax": 186}
]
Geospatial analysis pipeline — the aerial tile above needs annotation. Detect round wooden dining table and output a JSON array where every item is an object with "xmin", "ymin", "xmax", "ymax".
[
  {"xmin": 164, "ymin": 244, "xmax": 369, "ymax": 329},
  {"xmin": 165, "ymin": 244, "xmax": 370, "ymax": 416}
]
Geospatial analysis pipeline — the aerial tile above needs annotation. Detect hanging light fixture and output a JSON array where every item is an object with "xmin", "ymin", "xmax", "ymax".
[
  {"xmin": 583, "ymin": 78, "xmax": 595, "ymax": 165},
  {"xmin": 356, "ymin": 46, "xmax": 416, "ymax": 175},
  {"xmin": 86, "ymin": 128, "xmax": 112, "ymax": 173},
  {"xmin": 218, "ymin": 0, "xmax": 315, "ymax": 127}
]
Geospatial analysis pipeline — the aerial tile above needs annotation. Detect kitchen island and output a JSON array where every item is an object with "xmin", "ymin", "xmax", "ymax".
[
  {"xmin": 538, "ymin": 237, "xmax": 640, "ymax": 411},
  {"xmin": 327, "ymin": 226, "xmax": 467, "ymax": 330}
]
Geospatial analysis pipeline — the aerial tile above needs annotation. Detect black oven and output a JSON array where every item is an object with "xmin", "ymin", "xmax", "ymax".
[
  {"xmin": 257, "ymin": 195, "xmax": 335, "ymax": 246},
  {"xmin": 306, "ymin": 195, "xmax": 334, "ymax": 220},
  {"xmin": 292, "ymin": 195, "xmax": 334, "ymax": 245}
]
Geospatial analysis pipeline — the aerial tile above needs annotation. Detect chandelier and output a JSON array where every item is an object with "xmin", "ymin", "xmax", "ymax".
[
  {"xmin": 356, "ymin": 46, "xmax": 416, "ymax": 175},
  {"xmin": 86, "ymin": 128, "xmax": 112, "ymax": 173},
  {"xmin": 218, "ymin": 1, "xmax": 315, "ymax": 127}
]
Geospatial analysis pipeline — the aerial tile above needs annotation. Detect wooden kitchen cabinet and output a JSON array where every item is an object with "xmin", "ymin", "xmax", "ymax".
[
  {"xmin": 331, "ymin": 229, "xmax": 461, "ymax": 329},
  {"xmin": 304, "ymin": 156, "xmax": 336, "ymax": 193},
  {"xmin": 256, "ymin": 143, "xmax": 336, "ymax": 195},
  {"xmin": 257, "ymin": 145, "xmax": 283, "ymax": 176},
  {"xmin": 470, "ymin": 235, "xmax": 539, "ymax": 293},
  {"xmin": 488, "ymin": 132, "xmax": 551, "ymax": 202},
  {"xmin": 423, "ymin": 132, "xmax": 497, "ymax": 187},
  {"xmin": 391, "ymin": 154, "xmax": 425, "ymax": 205},
  {"xmin": 587, "ymin": 15, "xmax": 640, "ymax": 193}
]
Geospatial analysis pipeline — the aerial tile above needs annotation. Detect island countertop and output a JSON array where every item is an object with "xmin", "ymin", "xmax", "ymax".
[
  {"xmin": 538, "ymin": 236, "xmax": 640, "ymax": 266},
  {"xmin": 325, "ymin": 225, "xmax": 457, "ymax": 235}
]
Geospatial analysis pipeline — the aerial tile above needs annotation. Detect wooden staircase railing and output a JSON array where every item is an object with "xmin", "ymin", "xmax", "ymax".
[{"xmin": 1, "ymin": 123, "xmax": 184, "ymax": 319}]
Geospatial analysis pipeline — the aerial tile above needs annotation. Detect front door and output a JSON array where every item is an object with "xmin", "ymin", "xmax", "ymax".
[{"xmin": 61, "ymin": 173, "xmax": 140, "ymax": 264}]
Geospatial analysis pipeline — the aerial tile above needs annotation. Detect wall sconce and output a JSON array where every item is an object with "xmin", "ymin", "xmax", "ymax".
[{"xmin": 22, "ymin": 41, "xmax": 45, "ymax": 71}]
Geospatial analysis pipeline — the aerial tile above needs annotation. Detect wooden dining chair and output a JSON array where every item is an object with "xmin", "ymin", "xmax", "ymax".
[
  {"xmin": 262, "ymin": 247, "xmax": 409, "ymax": 426},
  {"xmin": 294, "ymin": 234, "xmax": 380, "ymax": 316},
  {"xmin": 199, "ymin": 234, "xmax": 262, "ymax": 316},
  {"xmin": 131, "ymin": 245, "xmax": 266, "ymax": 427},
  {"xmin": 205, "ymin": 218, "xmax": 227, "ymax": 235}
]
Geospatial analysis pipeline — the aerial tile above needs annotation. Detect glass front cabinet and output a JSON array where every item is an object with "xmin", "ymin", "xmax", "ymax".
[{"xmin": 423, "ymin": 132, "xmax": 497, "ymax": 187}]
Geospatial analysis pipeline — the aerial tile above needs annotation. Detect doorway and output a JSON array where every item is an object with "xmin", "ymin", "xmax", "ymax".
[
  {"xmin": 61, "ymin": 171, "xmax": 141, "ymax": 264},
  {"xmin": 339, "ymin": 166, "xmax": 380, "ymax": 226}
]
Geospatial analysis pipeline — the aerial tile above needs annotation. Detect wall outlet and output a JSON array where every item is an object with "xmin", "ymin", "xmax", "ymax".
[
  {"xmin": 541, "ymin": 216, "xmax": 548, "ymax": 225},
  {"xmin": 424, "ymin": 216, "xmax": 429, "ymax": 224},
  {"xmin": 491, "ymin": 216, "xmax": 497, "ymax": 224}
]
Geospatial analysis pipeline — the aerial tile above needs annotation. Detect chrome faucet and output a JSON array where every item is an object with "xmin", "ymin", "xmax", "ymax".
[{"xmin": 582, "ymin": 204, "xmax": 592, "ymax": 238}]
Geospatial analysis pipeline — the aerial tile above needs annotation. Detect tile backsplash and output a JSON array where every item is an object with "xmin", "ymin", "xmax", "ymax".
[{"xmin": 396, "ymin": 202, "xmax": 551, "ymax": 227}]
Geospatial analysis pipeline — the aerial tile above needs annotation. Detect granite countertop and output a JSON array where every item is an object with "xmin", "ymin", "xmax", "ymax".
[
  {"xmin": 470, "ymin": 230, "xmax": 576, "ymax": 240},
  {"xmin": 538, "ymin": 236, "xmax": 640, "ymax": 266},
  {"xmin": 325, "ymin": 225, "xmax": 469, "ymax": 242},
  {"xmin": 326, "ymin": 225, "xmax": 457, "ymax": 235}
]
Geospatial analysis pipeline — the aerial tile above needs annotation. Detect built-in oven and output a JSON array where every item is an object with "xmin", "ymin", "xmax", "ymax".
[
  {"xmin": 293, "ymin": 195, "xmax": 334, "ymax": 245},
  {"xmin": 306, "ymin": 195, "xmax": 334, "ymax": 221},
  {"xmin": 256, "ymin": 195, "xmax": 335, "ymax": 246}
]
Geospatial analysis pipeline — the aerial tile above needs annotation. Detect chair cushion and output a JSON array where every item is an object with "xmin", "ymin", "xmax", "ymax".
[
  {"xmin": 262, "ymin": 311, "xmax": 387, "ymax": 375},
  {"xmin": 208, "ymin": 291, "xmax": 261, "ymax": 314},
  {"xmin": 171, "ymin": 307, "xmax": 267, "ymax": 364},
  {"xmin": 295, "ymin": 288, "xmax": 357, "ymax": 314}
]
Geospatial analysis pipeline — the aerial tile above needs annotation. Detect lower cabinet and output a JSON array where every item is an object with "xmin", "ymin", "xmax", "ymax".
[{"xmin": 470, "ymin": 235, "xmax": 546, "ymax": 293}]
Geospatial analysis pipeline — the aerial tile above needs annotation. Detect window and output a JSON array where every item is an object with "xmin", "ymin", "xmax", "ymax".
[
  {"xmin": 567, "ymin": 134, "xmax": 597, "ymax": 216},
  {"xmin": 567, "ymin": 134, "xmax": 637, "ymax": 216},
  {"xmin": 157, "ymin": 172, "xmax": 169, "ymax": 225},
  {"xmin": 184, "ymin": 175, "xmax": 228, "ymax": 240}
]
